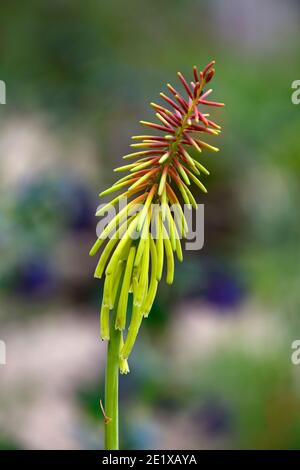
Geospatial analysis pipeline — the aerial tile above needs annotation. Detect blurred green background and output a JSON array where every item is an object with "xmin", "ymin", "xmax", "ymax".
[{"xmin": 1, "ymin": 0, "xmax": 300, "ymax": 450}]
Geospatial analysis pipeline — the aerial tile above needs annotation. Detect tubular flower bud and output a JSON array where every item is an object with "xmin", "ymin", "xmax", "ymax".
[{"xmin": 91, "ymin": 62, "xmax": 224, "ymax": 366}]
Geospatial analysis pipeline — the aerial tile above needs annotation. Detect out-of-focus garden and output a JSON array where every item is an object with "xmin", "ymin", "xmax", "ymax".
[{"xmin": 1, "ymin": 0, "xmax": 300, "ymax": 449}]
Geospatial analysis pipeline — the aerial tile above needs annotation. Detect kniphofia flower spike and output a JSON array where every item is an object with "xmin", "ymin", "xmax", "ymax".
[{"xmin": 90, "ymin": 61, "xmax": 224, "ymax": 372}]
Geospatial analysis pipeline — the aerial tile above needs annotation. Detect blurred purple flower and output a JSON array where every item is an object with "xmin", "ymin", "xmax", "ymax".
[
  {"xmin": 196, "ymin": 399, "xmax": 232, "ymax": 437},
  {"xmin": 15, "ymin": 257, "xmax": 56, "ymax": 297},
  {"xmin": 203, "ymin": 266, "xmax": 245, "ymax": 310}
]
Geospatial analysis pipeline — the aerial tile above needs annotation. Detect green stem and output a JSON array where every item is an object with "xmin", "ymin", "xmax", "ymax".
[{"xmin": 105, "ymin": 309, "xmax": 121, "ymax": 450}]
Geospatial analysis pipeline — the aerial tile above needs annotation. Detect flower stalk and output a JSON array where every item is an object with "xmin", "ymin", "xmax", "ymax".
[{"xmin": 104, "ymin": 307, "xmax": 121, "ymax": 450}]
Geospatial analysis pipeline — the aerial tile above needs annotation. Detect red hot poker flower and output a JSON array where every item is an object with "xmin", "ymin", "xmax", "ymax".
[{"xmin": 90, "ymin": 61, "xmax": 224, "ymax": 368}]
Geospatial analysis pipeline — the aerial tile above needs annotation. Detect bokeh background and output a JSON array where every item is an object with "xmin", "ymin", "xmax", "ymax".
[{"xmin": 1, "ymin": 0, "xmax": 300, "ymax": 450}]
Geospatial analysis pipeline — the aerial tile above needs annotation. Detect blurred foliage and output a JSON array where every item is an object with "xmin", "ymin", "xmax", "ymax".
[
  {"xmin": 1, "ymin": 0, "xmax": 300, "ymax": 450},
  {"xmin": 0, "ymin": 435, "xmax": 21, "ymax": 450}
]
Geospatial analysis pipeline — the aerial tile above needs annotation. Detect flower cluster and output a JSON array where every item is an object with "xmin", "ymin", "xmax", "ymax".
[{"xmin": 90, "ymin": 61, "xmax": 224, "ymax": 372}]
